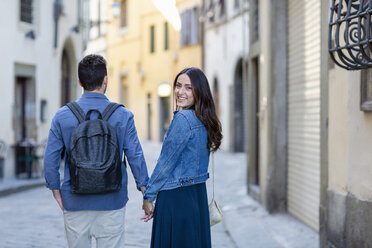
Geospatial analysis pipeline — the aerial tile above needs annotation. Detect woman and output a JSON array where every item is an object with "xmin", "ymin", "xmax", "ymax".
[{"xmin": 142, "ymin": 67, "xmax": 222, "ymax": 248}]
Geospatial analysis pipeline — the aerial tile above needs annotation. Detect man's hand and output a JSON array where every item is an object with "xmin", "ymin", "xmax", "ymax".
[
  {"xmin": 141, "ymin": 200, "xmax": 154, "ymax": 222},
  {"xmin": 52, "ymin": 189, "xmax": 64, "ymax": 211},
  {"xmin": 140, "ymin": 186, "xmax": 146, "ymax": 195}
]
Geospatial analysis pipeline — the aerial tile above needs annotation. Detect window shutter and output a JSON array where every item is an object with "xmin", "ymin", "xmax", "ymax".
[
  {"xmin": 190, "ymin": 7, "xmax": 199, "ymax": 45},
  {"xmin": 180, "ymin": 11, "xmax": 186, "ymax": 46}
]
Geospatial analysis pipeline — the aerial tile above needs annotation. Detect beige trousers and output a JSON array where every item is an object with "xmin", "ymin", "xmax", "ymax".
[{"xmin": 63, "ymin": 207, "xmax": 126, "ymax": 248}]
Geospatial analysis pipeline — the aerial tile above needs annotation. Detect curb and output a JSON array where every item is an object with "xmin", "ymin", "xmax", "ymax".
[{"xmin": 0, "ymin": 179, "xmax": 45, "ymax": 198}]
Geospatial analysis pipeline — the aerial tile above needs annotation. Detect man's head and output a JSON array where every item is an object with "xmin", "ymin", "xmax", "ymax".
[{"xmin": 78, "ymin": 54, "xmax": 107, "ymax": 91}]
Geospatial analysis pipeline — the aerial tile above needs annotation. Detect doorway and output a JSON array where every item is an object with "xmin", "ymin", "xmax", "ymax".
[
  {"xmin": 253, "ymin": 57, "xmax": 260, "ymax": 186},
  {"xmin": 233, "ymin": 59, "xmax": 245, "ymax": 152},
  {"xmin": 61, "ymin": 50, "xmax": 71, "ymax": 106},
  {"xmin": 14, "ymin": 76, "xmax": 36, "ymax": 142},
  {"xmin": 159, "ymin": 96, "xmax": 170, "ymax": 142}
]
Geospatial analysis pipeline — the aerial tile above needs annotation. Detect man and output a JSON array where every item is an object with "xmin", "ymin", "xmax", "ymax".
[{"xmin": 44, "ymin": 54, "xmax": 149, "ymax": 247}]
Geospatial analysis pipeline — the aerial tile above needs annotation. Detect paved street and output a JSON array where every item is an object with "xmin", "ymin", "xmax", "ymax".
[
  {"xmin": 0, "ymin": 141, "xmax": 318, "ymax": 248},
  {"xmin": 0, "ymin": 141, "xmax": 233, "ymax": 248}
]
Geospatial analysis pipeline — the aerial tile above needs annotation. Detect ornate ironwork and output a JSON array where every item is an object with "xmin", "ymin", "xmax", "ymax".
[{"xmin": 329, "ymin": 0, "xmax": 372, "ymax": 70}]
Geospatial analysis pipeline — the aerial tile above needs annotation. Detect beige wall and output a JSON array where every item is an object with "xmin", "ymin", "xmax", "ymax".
[
  {"xmin": 347, "ymin": 71, "xmax": 372, "ymax": 199},
  {"xmin": 257, "ymin": 0, "xmax": 271, "ymax": 206},
  {"xmin": 328, "ymin": 67, "xmax": 372, "ymax": 200},
  {"xmin": 106, "ymin": 0, "xmax": 202, "ymax": 141},
  {"xmin": 328, "ymin": 66, "xmax": 349, "ymax": 194}
]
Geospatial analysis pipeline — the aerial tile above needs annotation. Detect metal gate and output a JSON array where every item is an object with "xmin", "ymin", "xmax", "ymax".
[{"xmin": 287, "ymin": 0, "xmax": 321, "ymax": 231}]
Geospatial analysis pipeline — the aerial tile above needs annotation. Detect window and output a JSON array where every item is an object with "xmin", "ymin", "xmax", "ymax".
[
  {"xmin": 180, "ymin": 11, "xmax": 189, "ymax": 46},
  {"xmin": 20, "ymin": 0, "xmax": 33, "ymax": 24},
  {"xmin": 120, "ymin": 0, "xmax": 127, "ymax": 28},
  {"xmin": 164, "ymin": 22, "xmax": 169, "ymax": 50},
  {"xmin": 360, "ymin": 68, "xmax": 372, "ymax": 111},
  {"xmin": 234, "ymin": 0, "xmax": 240, "ymax": 9},
  {"xmin": 150, "ymin": 25, "xmax": 155, "ymax": 53},
  {"xmin": 219, "ymin": 0, "xmax": 225, "ymax": 17},
  {"xmin": 180, "ymin": 7, "xmax": 199, "ymax": 47},
  {"xmin": 190, "ymin": 8, "xmax": 199, "ymax": 45},
  {"xmin": 208, "ymin": 0, "xmax": 214, "ymax": 22},
  {"xmin": 89, "ymin": 0, "xmax": 104, "ymax": 39}
]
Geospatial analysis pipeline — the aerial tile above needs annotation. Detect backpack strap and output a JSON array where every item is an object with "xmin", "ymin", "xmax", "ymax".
[
  {"xmin": 102, "ymin": 103, "xmax": 124, "ymax": 121},
  {"xmin": 66, "ymin": 102, "xmax": 85, "ymax": 124}
]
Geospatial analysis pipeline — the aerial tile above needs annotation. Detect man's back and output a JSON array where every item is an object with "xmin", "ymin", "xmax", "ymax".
[
  {"xmin": 44, "ymin": 92, "xmax": 149, "ymax": 211},
  {"xmin": 44, "ymin": 54, "xmax": 148, "ymax": 248}
]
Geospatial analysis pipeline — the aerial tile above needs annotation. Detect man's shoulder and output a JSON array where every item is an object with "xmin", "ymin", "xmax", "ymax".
[
  {"xmin": 109, "ymin": 103, "xmax": 132, "ymax": 118},
  {"xmin": 54, "ymin": 105, "xmax": 73, "ymax": 119}
]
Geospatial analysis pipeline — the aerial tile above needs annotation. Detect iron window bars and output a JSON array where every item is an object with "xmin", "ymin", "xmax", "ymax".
[{"xmin": 329, "ymin": 0, "xmax": 372, "ymax": 70}]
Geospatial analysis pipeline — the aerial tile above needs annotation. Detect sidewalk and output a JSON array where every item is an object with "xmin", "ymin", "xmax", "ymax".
[
  {"xmin": 0, "ymin": 177, "xmax": 44, "ymax": 197},
  {"xmin": 211, "ymin": 150, "xmax": 319, "ymax": 248},
  {"xmin": 0, "ymin": 140, "xmax": 319, "ymax": 248}
]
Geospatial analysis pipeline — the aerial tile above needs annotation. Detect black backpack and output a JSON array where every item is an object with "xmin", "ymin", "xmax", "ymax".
[{"xmin": 66, "ymin": 102, "xmax": 124, "ymax": 194}]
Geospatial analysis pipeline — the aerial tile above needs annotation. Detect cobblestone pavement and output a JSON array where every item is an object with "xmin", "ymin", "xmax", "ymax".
[
  {"xmin": 0, "ymin": 141, "xmax": 234, "ymax": 248},
  {"xmin": 0, "ymin": 140, "xmax": 318, "ymax": 248}
]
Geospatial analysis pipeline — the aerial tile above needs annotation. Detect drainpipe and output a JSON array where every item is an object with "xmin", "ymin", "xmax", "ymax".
[
  {"xmin": 201, "ymin": 0, "xmax": 205, "ymax": 70},
  {"xmin": 53, "ymin": 0, "xmax": 61, "ymax": 49}
]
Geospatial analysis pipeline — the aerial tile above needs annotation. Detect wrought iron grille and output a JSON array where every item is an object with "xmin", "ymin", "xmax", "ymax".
[{"xmin": 329, "ymin": 0, "xmax": 372, "ymax": 70}]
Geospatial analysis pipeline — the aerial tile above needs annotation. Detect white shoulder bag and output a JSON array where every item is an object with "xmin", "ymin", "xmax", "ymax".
[{"xmin": 208, "ymin": 152, "xmax": 223, "ymax": 226}]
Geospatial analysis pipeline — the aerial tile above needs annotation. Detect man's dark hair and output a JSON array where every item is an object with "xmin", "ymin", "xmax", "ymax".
[{"xmin": 78, "ymin": 54, "xmax": 107, "ymax": 91}]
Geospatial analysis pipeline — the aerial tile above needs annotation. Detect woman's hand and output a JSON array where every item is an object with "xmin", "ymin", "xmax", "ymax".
[{"xmin": 141, "ymin": 200, "xmax": 154, "ymax": 222}]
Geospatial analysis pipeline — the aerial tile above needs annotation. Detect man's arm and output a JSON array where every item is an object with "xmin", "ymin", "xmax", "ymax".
[
  {"xmin": 44, "ymin": 116, "xmax": 65, "ymax": 210},
  {"xmin": 122, "ymin": 112, "xmax": 149, "ymax": 190}
]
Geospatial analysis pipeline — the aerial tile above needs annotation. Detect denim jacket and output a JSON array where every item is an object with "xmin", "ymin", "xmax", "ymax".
[{"xmin": 144, "ymin": 110, "xmax": 210, "ymax": 202}]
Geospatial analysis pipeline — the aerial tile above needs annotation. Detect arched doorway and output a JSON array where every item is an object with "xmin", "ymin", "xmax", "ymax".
[
  {"xmin": 61, "ymin": 38, "xmax": 77, "ymax": 106},
  {"xmin": 61, "ymin": 50, "xmax": 71, "ymax": 106},
  {"xmin": 233, "ymin": 58, "xmax": 245, "ymax": 152}
]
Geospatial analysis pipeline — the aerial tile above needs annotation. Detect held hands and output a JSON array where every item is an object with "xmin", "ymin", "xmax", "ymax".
[
  {"xmin": 141, "ymin": 200, "xmax": 154, "ymax": 222},
  {"xmin": 140, "ymin": 186, "xmax": 153, "ymax": 222}
]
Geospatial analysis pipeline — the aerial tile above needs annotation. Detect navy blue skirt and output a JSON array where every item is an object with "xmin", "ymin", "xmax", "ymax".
[{"xmin": 150, "ymin": 183, "xmax": 211, "ymax": 248}]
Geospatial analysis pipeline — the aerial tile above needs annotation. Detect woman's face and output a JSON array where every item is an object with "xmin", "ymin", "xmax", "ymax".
[{"xmin": 175, "ymin": 73, "xmax": 195, "ymax": 110}]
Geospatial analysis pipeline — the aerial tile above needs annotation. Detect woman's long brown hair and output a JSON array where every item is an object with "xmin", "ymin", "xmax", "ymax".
[{"xmin": 173, "ymin": 67, "xmax": 222, "ymax": 152}]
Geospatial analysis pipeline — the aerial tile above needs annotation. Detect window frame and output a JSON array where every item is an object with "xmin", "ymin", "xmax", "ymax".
[{"xmin": 360, "ymin": 68, "xmax": 372, "ymax": 112}]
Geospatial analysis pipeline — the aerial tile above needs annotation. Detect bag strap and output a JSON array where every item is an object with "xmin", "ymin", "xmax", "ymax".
[
  {"xmin": 212, "ymin": 152, "xmax": 215, "ymax": 199},
  {"xmin": 66, "ymin": 102, "xmax": 85, "ymax": 124},
  {"xmin": 102, "ymin": 103, "xmax": 124, "ymax": 121}
]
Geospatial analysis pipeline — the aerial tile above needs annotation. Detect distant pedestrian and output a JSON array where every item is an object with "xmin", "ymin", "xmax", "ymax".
[
  {"xmin": 142, "ymin": 67, "xmax": 223, "ymax": 248},
  {"xmin": 44, "ymin": 54, "xmax": 149, "ymax": 247}
]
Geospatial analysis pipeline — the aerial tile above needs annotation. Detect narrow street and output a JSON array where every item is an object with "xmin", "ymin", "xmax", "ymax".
[
  {"xmin": 0, "ymin": 141, "xmax": 317, "ymax": 247},
  {"xmin": 0, "ymin": 141, "xmax": 234, "ymax": 247}
]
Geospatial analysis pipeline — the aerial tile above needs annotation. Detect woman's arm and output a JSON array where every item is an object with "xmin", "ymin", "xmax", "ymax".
[{"xmin": 143, "ymin": 113, "xmax": 191, "ymax": 201}]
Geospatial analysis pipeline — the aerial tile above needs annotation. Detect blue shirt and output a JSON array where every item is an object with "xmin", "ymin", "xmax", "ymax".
[
  {"xmin": 44, "ymin": 92, "xmax": 149, "ymax": 211},
  {"xmin": 144, "ymin": 110, "xmax": 209, "ymax": 202}
]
